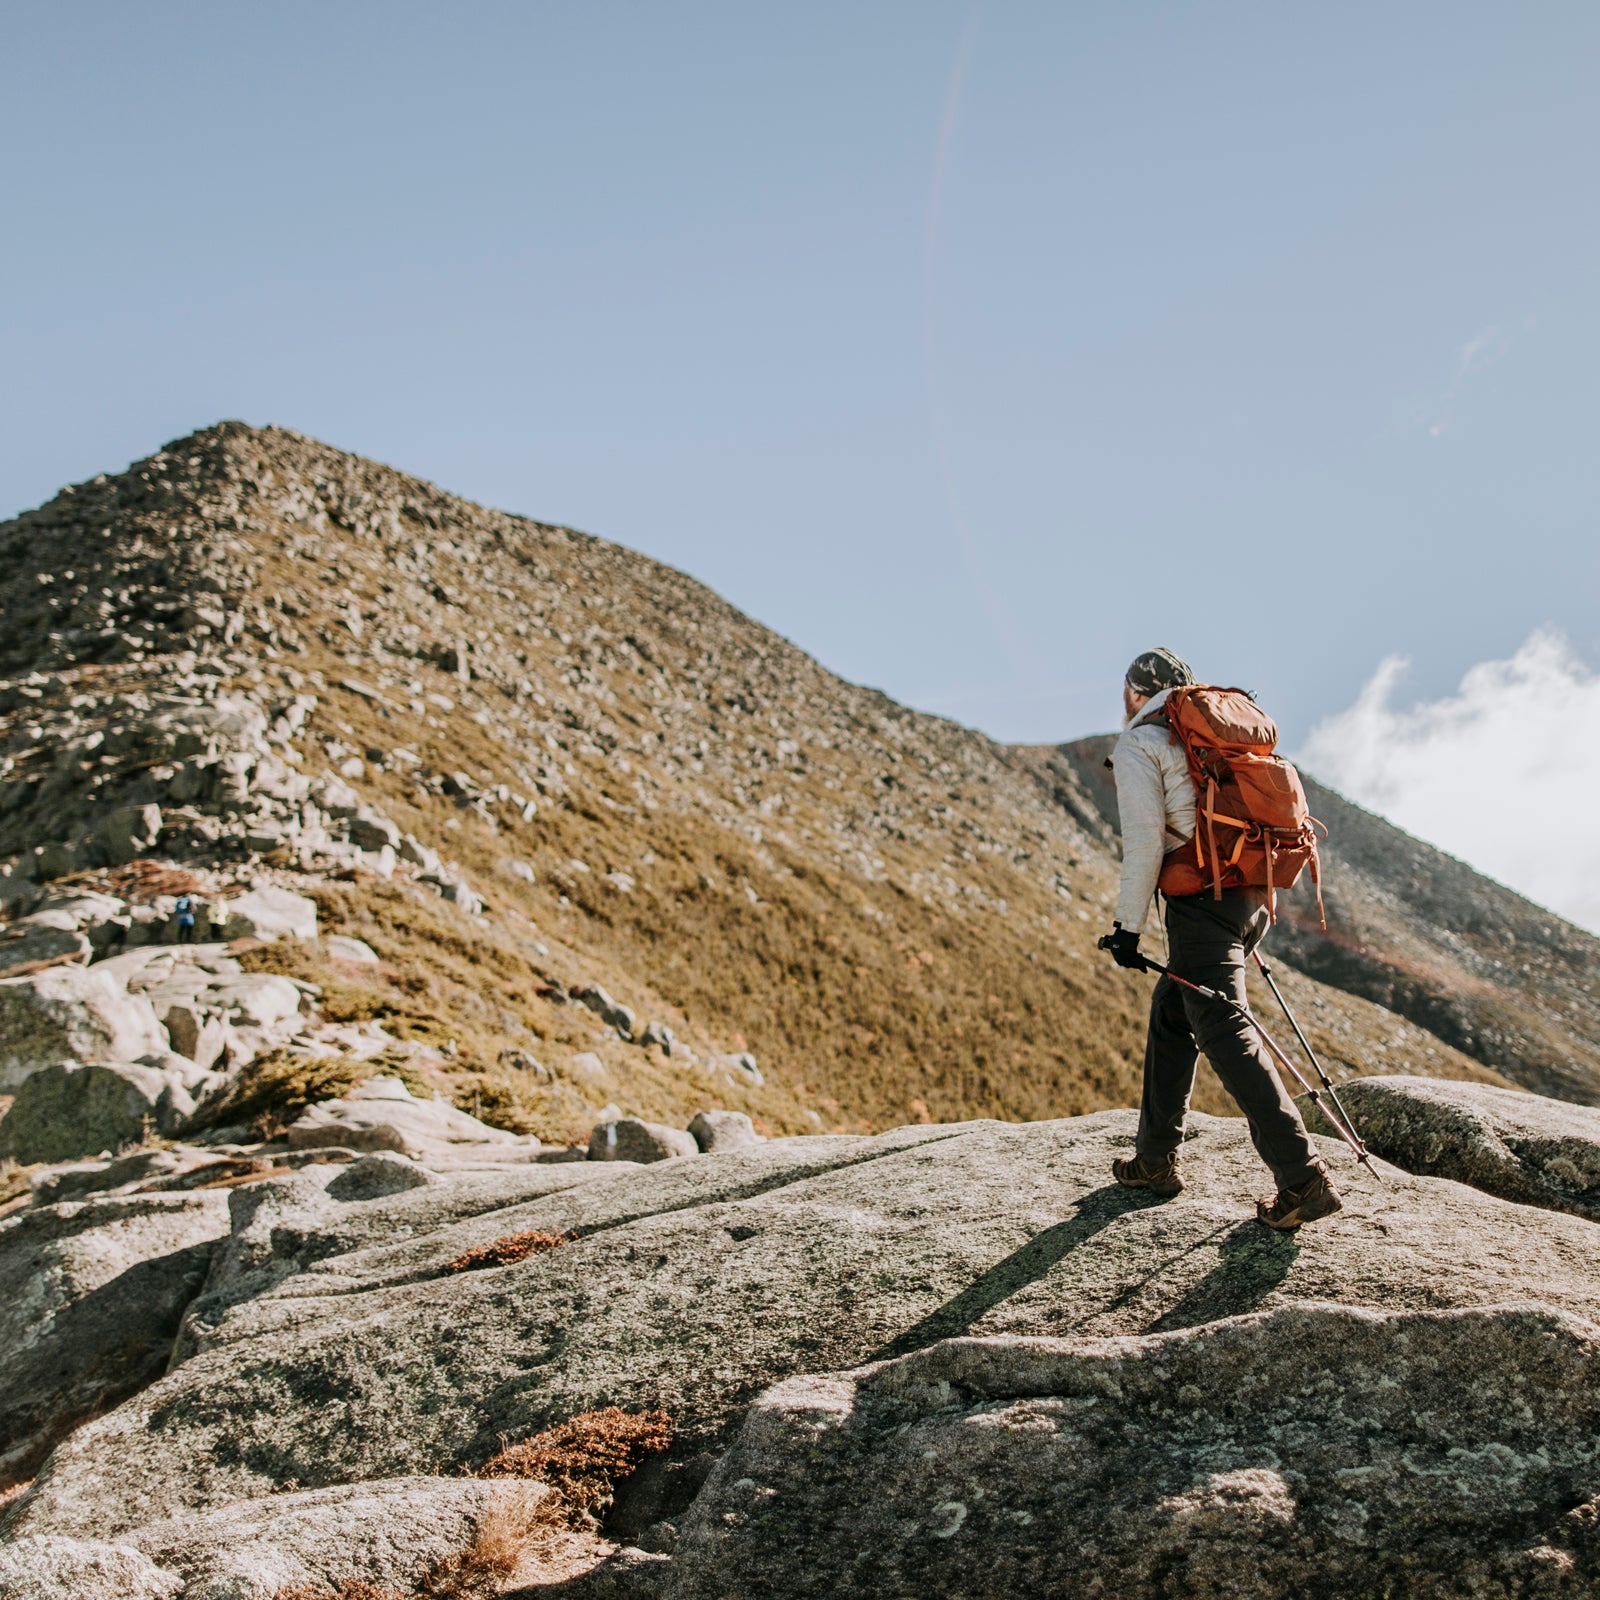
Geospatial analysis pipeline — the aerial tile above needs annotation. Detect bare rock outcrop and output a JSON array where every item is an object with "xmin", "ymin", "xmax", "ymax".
[
  {"xmin": 0, "ymin": 918, "xmax": 90, "ymax": 980},
  {"xmin": 0, "ymin": 1192, "xmax": 229, "ymax": 1486},
  {"xmin": 0, "ymin": 1535, "xmax": 180, "ymax": 1600},
  {"xmin": 1331, "ymin": 1074, "xmax": 1600, "ymax": 1223},
  {"xmin": 132, "ymin": 1476, "xmax": 550, "ymax": 1600},
  {"xmin": 285, "ymin": 1075, "xmax": 543, "ymax": 1165},
  {"xmin": 13, "ymin": 1110, "xmax": 1600, "ymax": 1548},
  {"xmin": 0, "ymin": 965, "xmax": 167, "ymax": 1090},
  {"xmin": 170, "ymin": 1156, "xmax": 624, "ymax": 1362},
  {"xmin": 669, "ymin": 1305, "xmax": 1600, "ymax": 1598},
  {"xmin": 0, "ymin": 1059, "xmax": 213, "ymax": 1162}
]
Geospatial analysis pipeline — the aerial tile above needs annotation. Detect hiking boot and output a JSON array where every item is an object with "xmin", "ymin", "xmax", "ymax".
[
  {"xmin": 1111, "ymin": 1150, "xmax": 1184, "ymax": 1197},
  {"xmin": 1257, "ymin": 1170, "xmax": 1342, "ymax": 1230}
]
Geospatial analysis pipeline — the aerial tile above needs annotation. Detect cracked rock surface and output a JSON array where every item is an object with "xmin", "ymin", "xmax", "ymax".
[
  {"xmin": 0, "ymin": 1191, "xmax": 229, "ymax": 1484},
  {"xmin": 11, "ymin": 1109, "xmax": 1600, "ymax": 1555},
  {"xmin": 671, "ymin": 1303, "xmax": 1600, "ymax": 1598}
]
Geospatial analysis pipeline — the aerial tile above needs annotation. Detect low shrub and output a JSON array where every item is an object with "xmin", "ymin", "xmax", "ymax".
[{"xmin": 443, "ymin": 1230, "xmax": 571, "ymax": 1273}]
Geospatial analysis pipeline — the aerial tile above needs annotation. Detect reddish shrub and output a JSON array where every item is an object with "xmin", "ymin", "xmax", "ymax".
[{"xmin": 443, "ymin": 1229, "xmax": 570, "ymax": 1273}]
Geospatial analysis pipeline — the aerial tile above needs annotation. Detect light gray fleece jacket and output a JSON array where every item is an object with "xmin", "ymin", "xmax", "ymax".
[{"xmin": 1112, "ymin": 687, "xmax": 1196, "ymax": 932}]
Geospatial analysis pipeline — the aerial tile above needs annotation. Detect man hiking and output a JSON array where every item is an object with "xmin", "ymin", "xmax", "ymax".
[{"xmin": 1101, "ymin": 647, "xmax": 1341, "ymax": 1229}]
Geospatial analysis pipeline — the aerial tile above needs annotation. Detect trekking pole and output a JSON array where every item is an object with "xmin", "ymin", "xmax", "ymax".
[
  {"xmin": 1100, "ymin": 939, "xmax": 1383, "ymax": 1183},
  {"xmin": 1249, "ymin": 950, "xmax": 1372, "ymax": 1161}
]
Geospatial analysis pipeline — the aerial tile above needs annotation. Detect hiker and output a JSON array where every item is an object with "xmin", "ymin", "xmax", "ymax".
[
  {"xmin": 174, "ymin": 892, "xmax": 196, "ymax": 944},
  {"xmin": 1101, "ymin": 647, "xmax": 1341, "ymax": 1229}
]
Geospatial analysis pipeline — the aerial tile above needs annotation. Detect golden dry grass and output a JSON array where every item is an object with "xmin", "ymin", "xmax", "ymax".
[
  {"xmin": 193, "ymin": 1044, "xmax": 435, "ymax": 1142},
  {"xmin": 480, "ymin": 1407, "xmax": 674, "ymax": 1521},
  {"xmin": 418, "ymin": 1486, "xmax": 565, "ymax": 1598}
]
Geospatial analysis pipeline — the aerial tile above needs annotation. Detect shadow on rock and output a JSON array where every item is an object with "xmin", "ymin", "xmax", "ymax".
[
  {"xmin": 872, "ymin": 1184, "xmax": 1151, "ymax": 1361},
  {"xmin": 1146, "ymin": 1221, "xmax": 1300, "ymax": 1332}
]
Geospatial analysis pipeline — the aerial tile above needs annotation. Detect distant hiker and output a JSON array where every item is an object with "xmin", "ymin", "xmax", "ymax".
[
  {"xmin": 174, "ymin": 893, "xmax": 196, "ymax": 944},
  {"xmin": 1101, "ymin": 647, "xmax": 1341, "ymax": 1230}
]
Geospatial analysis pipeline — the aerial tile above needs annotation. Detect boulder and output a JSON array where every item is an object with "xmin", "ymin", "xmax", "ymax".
[
  {"xmin": 1326, "ymin": 1074, "xmax": 1600, "ymax": 1223},
  {"xmin": 20, "ymin": 1108, "xmax": 1600, "ymax": 1544},
  {"xmin": 576, "ymin": 984, "xmax": 637, "ymax": 1040},
  {"xmin": 203, "ymin": 973, "xmax": 302, "ymax": 1033},
  {"xmin": 324, "ymin": 1151, "xmax": 440, "ymax": 1200},
  {"xmin": 0, "ymin": 1059, "xmax": 204, "ymax": 1163},
  {"xmin": 640, "ymin": 1020, "xmax": 677, "ymax": 1053},
  {"xmin": 219, "ymin": 887, "xmax": 318, "ymax": 942},
  {"xmin": 90, "ymin": 803, "xmax": 163, "ymax": 867},
  {"xmin": 0, "ymin": 919, "xmax": 91, "ymax": 979},
  {"xmin": 128, "ymin": 1476, "xmax": 552, "ymax": 1600},
  {"xmin": 426, "ymin": 873, "xmax": 484, "ymax": 914},
  {"xmin": 0, "ymin": 873, "xmax": 40, "ymax": 916},
  {"xmin": 713, "ymin": 1051, "xmax": 764, "ymax": 1087},
  {"xmin": 160, "ymin": 1003, "xmax": 227, "ymax": 1071},
  {"xmin": 399, "ymin": 833, "xmax": 442, "ymax": 873},
  {"xmin": 590, "ymin": 1118, "xmax": 699, "ymax": 1163},
  {"xmin": 31, "ymin": 841, "xmax": 83, "ymax": 881},
  {"xmin": 324, "ymin": 934, "xmax": 380, "ymax": 964},
  {"xmin": 34, "ymin": 890, "xmax": 127, "ymax": 926},
  {"xmin": 688, "ymin": 1109, "xmax": 763, "ymax": 1154},
  {"xmin": 347, "ymin": 813, "xmax": 401, "ymax": 852},
  {"xmin": 0, "ymin": 965, "xmax": 168, "ymax": 1091},
  {"xmin": 0, "ymin": 1191, "xmax": 229, "ymax": 1485},
  {"xmin": 312, "ymin": 774, "xmax": 361, "ymax": 818},
  {"xmin": 669, "ymin": 1305, "xmax": 1600, "ymax": 1598},
  {"xmin": 0, "ymin": 1536, "xmax": 179, "ymax": 1600},
  {"xmin": 285, "ymin": 1077, "xmax": 541, "ymax": 1166}
]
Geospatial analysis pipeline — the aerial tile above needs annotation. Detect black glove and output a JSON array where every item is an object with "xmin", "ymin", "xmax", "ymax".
[{"xmin": 1099, "ymin": 924, "xmax": 1145, "ymax": 970}]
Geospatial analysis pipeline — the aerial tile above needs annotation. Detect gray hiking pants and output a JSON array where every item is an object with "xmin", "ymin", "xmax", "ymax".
[{"xmin": 1136, "ymin": 888, "xmax": 1323, "ymax": 1189}]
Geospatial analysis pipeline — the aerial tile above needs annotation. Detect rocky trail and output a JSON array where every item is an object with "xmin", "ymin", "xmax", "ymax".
[
  {"xmin": 5, "ymin": 1080, "xmax": 1600, "ymax": 1595},
  {"xmin": 3, "ymin": 424, "xmax": 1600, "ymax": 1595}
]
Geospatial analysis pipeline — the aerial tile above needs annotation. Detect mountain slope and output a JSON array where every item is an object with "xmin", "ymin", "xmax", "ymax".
[{"xmin": 0, "ymin": 424, "xmax": 1541, "ymax": 1146}]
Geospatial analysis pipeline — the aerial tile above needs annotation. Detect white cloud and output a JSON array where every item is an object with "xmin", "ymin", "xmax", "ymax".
[{"xmin": 1298, "ymin": 629, "xmax": 1600, "ymax": 933}]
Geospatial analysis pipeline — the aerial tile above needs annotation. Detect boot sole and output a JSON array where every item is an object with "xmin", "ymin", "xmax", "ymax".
[{"xmin": 1256, "ymin": 1193, "xmax": 1342, "ymax": 1230}]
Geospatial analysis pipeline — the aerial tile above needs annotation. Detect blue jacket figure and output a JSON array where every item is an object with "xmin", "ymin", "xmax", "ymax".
[{"xmin": 175, "ymin": 893, "xmax": 196, "ymax": 944}]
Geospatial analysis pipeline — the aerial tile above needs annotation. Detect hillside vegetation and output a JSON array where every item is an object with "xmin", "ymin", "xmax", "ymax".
[{"xmin": 3, "ymin": 423, "xmax": 1573, "ymax": 1144}]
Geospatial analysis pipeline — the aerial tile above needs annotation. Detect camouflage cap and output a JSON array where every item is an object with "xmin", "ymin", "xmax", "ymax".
[{"xmin": 1124, "ymin": 647, "xmax": 1195, "ymax": 697}]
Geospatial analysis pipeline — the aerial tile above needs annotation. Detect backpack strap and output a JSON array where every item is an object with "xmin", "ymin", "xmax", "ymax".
[{"xmin": 1203, "ymin": 779, "xmax": 1223, "ymax": 901}]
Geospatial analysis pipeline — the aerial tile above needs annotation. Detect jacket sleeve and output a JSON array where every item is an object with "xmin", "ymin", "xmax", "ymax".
[{"xmin": 1113, "ymin": 733, "xmax": 1168, "ymax": 933}]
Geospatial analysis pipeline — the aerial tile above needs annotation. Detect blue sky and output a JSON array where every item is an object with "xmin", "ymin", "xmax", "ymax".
[{"xmin": 4, "ymin": 2, "xmax": 1598, "ymax": 751}]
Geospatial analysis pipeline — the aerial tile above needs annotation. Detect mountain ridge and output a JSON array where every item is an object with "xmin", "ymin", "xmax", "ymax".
[{"xmin": 1, "ymin": 420, "xmax": 1586, "ymax": 1162}]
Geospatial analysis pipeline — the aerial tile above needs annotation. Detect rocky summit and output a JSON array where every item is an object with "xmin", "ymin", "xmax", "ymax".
[{"xmin": 3, "ymin": 425, "xmax": 1600, "ymax": 1596}]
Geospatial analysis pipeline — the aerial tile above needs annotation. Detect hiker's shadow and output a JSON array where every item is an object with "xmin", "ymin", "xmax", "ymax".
[
  {"xmin": 871, "ymin": 1184, "xmax": 1151, "ymax": 1362},
  {"xmin": 1145, "ymin": 1220, "xmax": 1300, "ymax": 1332}
]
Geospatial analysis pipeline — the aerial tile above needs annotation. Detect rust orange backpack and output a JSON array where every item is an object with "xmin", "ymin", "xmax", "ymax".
[{"xmin": 1146, "ymin": 686, "xmax": 1326, "ymax": 924}]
